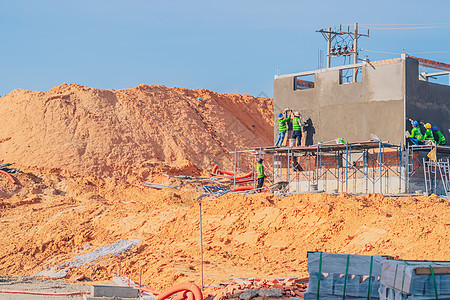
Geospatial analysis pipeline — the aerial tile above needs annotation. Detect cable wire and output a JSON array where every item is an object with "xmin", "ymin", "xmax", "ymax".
[
  {"xmin": 361, "ymin": 49, "xmax": 450, "ymax": 55},
  {"xmin": 369, "ymin": 25, "xmax": 450, "ymax": 30},
  {"xmin": 114, "ymin": 89, "xmax": 230, "ymax": 170},
  {"xmin": 359, "ymin": 49, "xmax": 402, "ymax": 55},
  {"xmin": 359, "ymin": 22, "xmax": 450, "ymax": 26},
  {"xmin": 409, "ymin": 51, "xmax": 450, "ymax": 54}
]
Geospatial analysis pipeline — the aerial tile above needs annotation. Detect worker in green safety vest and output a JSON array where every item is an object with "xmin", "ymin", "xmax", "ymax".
[
  {"xmin": 423, "ymin": 123, "xmax": 435, "ymax": 144},
  {"xmin": 256, "ymin": 158, "xmax": 265, "ymax": 192},
  {"xmin": 407, "ymin": 120, "xmax": 424, "ymax": 145},
  {"xmin": 432, "ymin": 126, "xmax": 446, "ymax": 145},
  {"xmin": 292, "ymin": 111, "xmax": 303, "ymax": 146},
  {"xmin": 275, "ymin": 111, "xmax": 291, "ymax": 146}
]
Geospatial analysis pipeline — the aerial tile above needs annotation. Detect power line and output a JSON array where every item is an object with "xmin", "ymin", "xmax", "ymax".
[
  {"xmin": 409, "ymin": 51, "xmax": 450, "ymax": 54},
  {"xmin": 359, "ymin": 23, "xmax": 450, "ymax": 26},
  {"xmin": 360, "ymin": 49, "xmax": 450, "ymax": 55},
  {"xmin": 369, "ymin": 25, "xmax": 450, "ymax": 30},
  {"xmin": 359, "ymin": 49, "xmax": 401, "ymax": 55}
]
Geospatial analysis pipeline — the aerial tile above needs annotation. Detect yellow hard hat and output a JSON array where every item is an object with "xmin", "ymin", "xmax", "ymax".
[{"xmin": 425, "ymin": 123, "xmax": 432, "ymax": 129}]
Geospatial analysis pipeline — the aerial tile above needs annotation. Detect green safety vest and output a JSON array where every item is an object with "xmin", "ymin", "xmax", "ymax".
[
  {"xmin": 256, "ymin": 163, "xmax": 265, "ymax": 178},
  {"xmin": 409, "ymin": 126, "xmax": 424, "ymax": 141},
  {"xmin": 436, "ymin": 130, "xmax": 446, "ymax": 145},
  {"xmin": 423, "ymin": 128, "xmax": 435, "ymax": 142},
  {"xmin": 278, "ymin": 114, "xmax": 291, "ymax": 133},
  {"xmin": 293, "ymin": 116, "xmax": 302, "ymax": 131}
]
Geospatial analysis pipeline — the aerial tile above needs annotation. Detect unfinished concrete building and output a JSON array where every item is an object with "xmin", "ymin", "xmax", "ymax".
[
  {"xmin": 273, "ymin": 54, "xmax": 449, "ymax": 146},
  {"xmin": 254, "ymin": 55, "xmax": 450, "ymax": 196}
]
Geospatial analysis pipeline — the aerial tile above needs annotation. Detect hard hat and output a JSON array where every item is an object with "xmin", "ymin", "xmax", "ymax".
[
  {"xmin": 295, "ymin": 111, "xmax": 300, "ymax": 116},
  {"xmin": 197, "ymin": 97, "xmax": 203, "ymax": 101},
  {"xmin": 432, "ymin": 126, "xmax": 438, "ymax": 131},
  {"xmin": 412, "ymin": 121, "xmax": 419, "ymax": 127},
  {"xmin": 278, "ymin": 113, "xmax": 283, "ymax": 118},
  {"xmin": 425, "ymin": 123, "xmax": 432, "ymax": 129}
]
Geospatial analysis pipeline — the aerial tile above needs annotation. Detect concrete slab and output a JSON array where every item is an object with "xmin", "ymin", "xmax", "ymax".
[{"xmin": 91, "ymin": 285, "xmax": 139, "ymax": 298}]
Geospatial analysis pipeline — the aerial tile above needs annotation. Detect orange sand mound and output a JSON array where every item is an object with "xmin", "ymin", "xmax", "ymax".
[
  {"xmin": 0, "ymin": 84, "xmax": 448, "ymax": 292},
  {"xmin": 0, "ymin": 169, "xmax": 449, "ymax": 290},
  {"xmin": 0, "ymin": 84, "xmax": 272, "ymax": 178}
]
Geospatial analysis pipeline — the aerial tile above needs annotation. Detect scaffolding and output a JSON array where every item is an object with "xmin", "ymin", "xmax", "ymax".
[
  {"xmin": 423, "ymin": 158, "xmax": 450, "ymax": 197},
  {"xmin": 230, "ymin": 142, "xmax": 450, "ymax": 196},
  {"xmin": 405, "ymin": 144, "xmax": 450, "ymax": 196},
  {"xmin": 231, "ymin": 141, "xmax": 404, "ymax": 195}
]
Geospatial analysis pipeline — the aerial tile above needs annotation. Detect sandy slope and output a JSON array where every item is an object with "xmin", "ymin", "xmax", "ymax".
[
  {"xmin": 0, "ymin": 170, "xmax": 449, "ymax": 290},
  {"xmin": 0, "ymin": 84, "xmax": 272, "ymax": 178},
  {"xmin": 0, "ymin": 84, "xmax": 448, "ymax": 291}
]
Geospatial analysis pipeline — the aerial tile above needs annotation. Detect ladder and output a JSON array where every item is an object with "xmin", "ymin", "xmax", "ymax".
[
  {"xmin": 438, "ymin": 159, "xmax": 450, "ymax": 197},
  {"xmin": 423, "ymin": 158, "xmax": 433, "ymax": 195},
  {"xmin": 423, "ymin": 158, "xmax": 450, "ymax": 197},
  {"xmin": 408, "ymin": 147, "xmax": 416, "ymax": 176}
]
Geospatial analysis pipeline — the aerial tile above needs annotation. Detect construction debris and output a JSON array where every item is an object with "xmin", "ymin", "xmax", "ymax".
[
  {"xmin": 0, "ymin": 163, "xmax": 20, "ymax": 184},
  {"xmin": 305, "ymin": 252, "xmax": 450, "ymax": 300},
  {"xmin": 35, "ymin": 239, "xmax": 140, "ymax": 279},
  {"xmin": 197, "ymin": 185, "xmax": 229, "ymax": 199},
  {"xmin": 143, "ymin": 182, "xmax": 174, "ymax": 190},
  {"xmin": 305, "ymin": 252, "xmax": 386, "ymax": 300},
  {"xmin": 380, "ymin": 259, "xmax": 450, "ymax": 300},
  {"xmin": 209, "ymin": 278, "xmax": 308, "ymax": 300},
  {"xmin": 0, "ymin": 163, "xmax": 21, "ymax": 174}
]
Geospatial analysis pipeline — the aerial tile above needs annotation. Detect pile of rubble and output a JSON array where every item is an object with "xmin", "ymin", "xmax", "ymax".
[{"xmin": 209, "ymin": 277, "xmax": 308, "ymax": 300}]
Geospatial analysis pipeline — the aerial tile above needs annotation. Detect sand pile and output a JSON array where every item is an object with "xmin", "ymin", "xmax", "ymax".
[
  {"xmin": 0, "ymin": 84, "xmax": 448, "ymax": 292},
  {"xmin": 0, "ymin": 170, "xmax": 448, "ymax": 289},
  {"xmin": 0, "ymin": 84, "xmax": 273, "ymax": 178}
]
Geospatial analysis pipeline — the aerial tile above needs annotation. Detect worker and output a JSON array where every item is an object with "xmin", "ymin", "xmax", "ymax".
[
  {"xmin": 275, "ymin": 111, "xmax": 291, "ymax": 146},
  {"xmin": 285, "ymin": 108, "xmax": 293, "ymax": 141},
  {"xmin": 256, "ymin": 158, "xmax": 265, "ymax": 192},
  {"xmin": 432, "ymin": 126, "xmax": 446, "ymax": 145},
  {"xmin": 407, "ymin": 120, "xmax": 424, "ymax": 145},
  {"xmin": 423, "ymin": 123, "xmax": 435, "ymax": 144},
  {"xmin": 292, "ymin": 111, "xmax": 303, "ymax": 146}
]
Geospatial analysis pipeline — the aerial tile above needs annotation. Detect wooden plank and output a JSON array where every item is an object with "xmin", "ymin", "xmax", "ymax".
[{"xmin": 415, "ymin": 266, "xmax": 450, "ymax": 275}]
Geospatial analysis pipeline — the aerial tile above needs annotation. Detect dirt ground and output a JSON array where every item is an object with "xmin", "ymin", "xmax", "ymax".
[
  {"xmin": 0, "ymin": 169, "xmax": 449, "ymax": 290},
  {"xmin": 0, "ymin": 85, "xmax": 449, "ymax": 292}
]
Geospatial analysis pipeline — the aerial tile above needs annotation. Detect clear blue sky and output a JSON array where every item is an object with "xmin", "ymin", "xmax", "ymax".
[{"xmin": 2, "ymin": 0, "xmax": 450, "ymax": 97}]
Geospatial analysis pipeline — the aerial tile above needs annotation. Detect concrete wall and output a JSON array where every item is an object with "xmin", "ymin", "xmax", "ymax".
[
  {"xmin": 405, "ymin": 57, "xmax": 450, "ymax": 144},
  {"xmin": 274, "ymin": 60, "xmax": 406, "ymax": 145}
]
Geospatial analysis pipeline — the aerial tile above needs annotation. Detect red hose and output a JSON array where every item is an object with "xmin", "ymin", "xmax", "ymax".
[
  {"xmin": 230, "ymin": 185, "xmax": 255, "ymax": 192},
  {"xmin": 217, "ymin": 170, "xmax": 235, "ymax": 176},
  {"xmin": 215, "ymin": 172, "xmax": 253, "ymax": 180},
  {"xmin": 140, "ymin": 286, "xmax": 161, "ymax": 295},
  {"xmin": 0, "ymin": 170, "xmax": 15, "ymax": 184},
  {"xmin": 0, "ymin": 289, "xmax": 90, "ymax": 296},
  {"xmin": 212, "ymin": 165, "xmax": 219, "ymax": 174},
  {"xmin": 233, "ymin": 178, "xmax": 255, "ymax": 184},
  {"xmin": 157, "ymin": 283, "xmax": 203, "ymax": 300},
  {"xmin": 173, "ymin": 290, "xmax": 194, "ymax": 300}
]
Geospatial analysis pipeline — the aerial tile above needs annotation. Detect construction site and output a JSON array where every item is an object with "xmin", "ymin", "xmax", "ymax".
[{"xmin": 0, "ymin": 23, "xmax": 449, "ymax": 300}]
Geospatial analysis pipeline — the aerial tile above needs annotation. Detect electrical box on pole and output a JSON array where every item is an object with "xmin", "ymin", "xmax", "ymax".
[{"xmin": 316, "ymin": 22, "xmax": 369, "ymax": 80}]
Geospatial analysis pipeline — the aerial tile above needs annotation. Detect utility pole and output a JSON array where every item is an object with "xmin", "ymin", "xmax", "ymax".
[
  {"xmin": 317, "ymin": 23, "xmax": 369, "ymax": 73},
  {"xmin": 327, "ymin": 27, "xmax": 332, "ymax": 68},
  {"xmin": 199, "ymin": 202, "xmax": 204, "ymax": 290},
  {"xmin": 353, "ymin": 23, "xmax": 358, "ymax": 65},
  {"xmin": 353, "ymin": 23, "xmax": 358, "ymax": 82}
]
